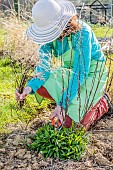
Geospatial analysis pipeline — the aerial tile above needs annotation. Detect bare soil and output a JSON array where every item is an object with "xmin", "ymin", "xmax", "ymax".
[{"xmin": 0, "ymin": 112, "xmax": 113, "ymax": 170}]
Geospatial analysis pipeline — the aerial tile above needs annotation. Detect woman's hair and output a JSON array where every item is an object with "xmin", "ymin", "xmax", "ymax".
[{"xmin": 59, "ymin": 15, "xmax": 81, "ymax": 40}]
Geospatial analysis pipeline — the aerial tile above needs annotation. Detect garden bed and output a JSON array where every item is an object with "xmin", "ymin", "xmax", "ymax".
[
  {"xmin": 0, "ymin": 112, "xmax": 113, "ymax": 170},
  {"xmin": 0, "ymin": 67, "xmax": 112, "ymax": 169}
]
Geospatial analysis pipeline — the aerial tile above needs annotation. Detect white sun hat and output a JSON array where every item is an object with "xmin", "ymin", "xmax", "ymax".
[{"xmin": 26, "ymin": 0, "xmax": 77, "ymax": 44}]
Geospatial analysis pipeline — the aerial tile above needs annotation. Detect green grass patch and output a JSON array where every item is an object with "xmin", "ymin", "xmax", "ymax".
[
  {"xmin": 91, "ymin": 24, "xmax": 113, "ymax": 38},
  {"xmin": 0, "ymin": 58, "xmax": 51, "ymax": 133}
]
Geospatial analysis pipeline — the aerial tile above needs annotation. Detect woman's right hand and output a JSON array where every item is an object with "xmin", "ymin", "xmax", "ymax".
[{"xmin": 15, "ymin": 86, "xmax": 32, "ymax": 101}]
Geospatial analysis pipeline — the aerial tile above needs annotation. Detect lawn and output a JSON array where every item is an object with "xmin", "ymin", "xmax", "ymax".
[
  {"xmin": 0, "ymin": 57, "xmax": 51, "ymax": 133},
  {"xmin": 91, "ymin": 24, "xmax": 113, "ymax": 38}
]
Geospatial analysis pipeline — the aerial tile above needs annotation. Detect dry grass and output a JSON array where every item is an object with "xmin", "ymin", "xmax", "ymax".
[
  {"xmin": 0, "ymin": 13, "xmax": 38, "ymax": 65},
  {"xmin": 0, "ymin": 12, "xmax": 42, "ymax": 102}
]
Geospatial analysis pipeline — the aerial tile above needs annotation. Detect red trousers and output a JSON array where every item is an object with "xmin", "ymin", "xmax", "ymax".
[{"xmin": 37, "ymin": 86, "xmax": 109, "ymax": 130}]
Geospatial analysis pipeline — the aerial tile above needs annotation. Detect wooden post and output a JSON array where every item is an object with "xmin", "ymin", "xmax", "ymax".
[
  {"xmin": 105, "ymin": 8, "xmax": 107, "ymax": 21},
  {"xmin": 14, "ymin": 0, "xmax": 18, "ymax": 13},
  {"xmin": 18, "ymin": 0, "xmax": 20, "ymax": 18},
  {"xmin": 90, "ymin": 5, "xmax": 92, "ymax": 23},
  {"xmin": 112, "ymin": 0, "xmax": 113, "ymax": 17}
]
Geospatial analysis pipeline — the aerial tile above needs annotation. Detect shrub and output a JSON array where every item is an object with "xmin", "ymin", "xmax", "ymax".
[{"xmin": 28, "ymin": 123, "xmax": 89, "ymax": 160}]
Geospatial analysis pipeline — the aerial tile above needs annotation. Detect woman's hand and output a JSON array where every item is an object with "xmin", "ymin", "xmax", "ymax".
[
  {"xmin": 50, "ymin": 105, "xmax": 65, "ymax": 125},
  {"xmin": 15, "ymin": 86, "xmax": 32, "ymax": 101}
]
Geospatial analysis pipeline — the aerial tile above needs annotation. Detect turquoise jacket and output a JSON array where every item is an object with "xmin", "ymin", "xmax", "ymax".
[{"xmin": 27, "ymin": 21, "xmax": 105, "ymax": 108}]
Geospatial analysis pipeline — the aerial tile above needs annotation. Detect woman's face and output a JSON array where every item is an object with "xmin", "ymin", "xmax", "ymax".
[
  {"xmin": 58, "ymin": 15, "xmax": 81, "ymax": 40},
  {"xmin": 59, "ymin": 21, "xmax": 72, "ymax": 40}
]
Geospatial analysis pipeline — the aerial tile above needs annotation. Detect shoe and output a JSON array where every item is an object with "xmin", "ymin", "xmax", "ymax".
[{"xmin": 104, "ymin": 93, "xmax": 113, "ymax": 114}]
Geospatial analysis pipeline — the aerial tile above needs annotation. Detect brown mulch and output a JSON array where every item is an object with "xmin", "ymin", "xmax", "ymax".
[{"xmin": 0, "ymin": 113, "xmax": 113, "ymax": 170}]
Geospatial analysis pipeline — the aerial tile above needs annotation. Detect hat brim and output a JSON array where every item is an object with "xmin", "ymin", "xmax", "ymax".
[{"xmin": 26, "ymin": 0, "xmax": 76, "ymax": 44}]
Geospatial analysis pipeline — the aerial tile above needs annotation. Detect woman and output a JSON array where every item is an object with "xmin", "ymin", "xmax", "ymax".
[{"xmin": 15, "ymin": 0, "xmax": 112, "ymax": 130}]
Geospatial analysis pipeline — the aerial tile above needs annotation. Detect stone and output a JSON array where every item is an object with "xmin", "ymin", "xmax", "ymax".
[
  {"xmin": 24, "ymin": 151, "xmax": 32, "ymax": 159},
  {"xmin": 32, "ymin": 157, "xmax": 37, "ymax": 163},
  {"xmin": 26, "ymin": 138, "xmax": 32, "ymax": 144},
  {"xmin": 40, "ymin": 160, "xmax": 49, "ymax": 167},
  {"xmin": 26, "ymin": 166, "xmax": 32, "ymax": 170},
  {"xmin": 95, "ymin": 140, "xmax": 106, "ymax": 150},
  {"xmin": 17, "ymin": 163, "xmax": 26, "ymax": 168},
  {"xmin": 9, "ymin": 150, "xmax": 16, "ymax": 157},
  {"xmin": 32, "ymin": 163, "xmax": 40, "ymax": 170},
  {"xmin": 0, "ymin": 148, "xmax": 6, "ymax": 153},
  {"xmin": 0, "ymin": 162, "xmax": 4, "ymax": 169},
  {"xmin": 14, "ymin": 149, "xmax": 26, "ymax": 159},
  {"xmin": 0, "ymin": 140, "xmax": 3, "ymax": 145},
  {"xmin": 13, "ymin": 135, "xmax": 25, "ymax": 146},
  {"xmin": 3, "ymin": 166, "xmax": 11, "ymax": 170},
  {"xmin": 46, "ymin": 157, "xmax": 53, "ymax": 163},
  {"xmin": 95, "ymin": 153, "xmax": 111, "ymax": 166},
  {"xmin": 37, "ymin": 152, "xmax": 44, "ymax": 159},
  {"xmin": 6, "ymin": 139, "xmax": 13, "ymax": 145},
  {"xmin": 84, "ymin": 160, "xmax": 92, "ymax": 167}
]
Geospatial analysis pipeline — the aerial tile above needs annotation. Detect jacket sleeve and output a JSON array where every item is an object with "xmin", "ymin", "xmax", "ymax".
[
  {"xmin": 27, "ymin": 43, "xmax": 52, "ymax": 93},
  {"xmin": 58, "ymin": 30, "xmax": 92, "ymax": 109}
]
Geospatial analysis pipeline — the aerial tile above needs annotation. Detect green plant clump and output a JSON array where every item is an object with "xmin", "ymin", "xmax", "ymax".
[{"xmin": 28, "ymin": 124, "xmax": 89, "ymax": 160}]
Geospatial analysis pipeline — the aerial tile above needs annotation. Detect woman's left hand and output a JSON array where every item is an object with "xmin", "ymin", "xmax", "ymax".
[
  {"xmin": 50, "ymin": 105, "xmax": 65, "ymax": 125},
  {"xmin": 15, "ymin": 86, "xmax": 32, "ymax": 101}
]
